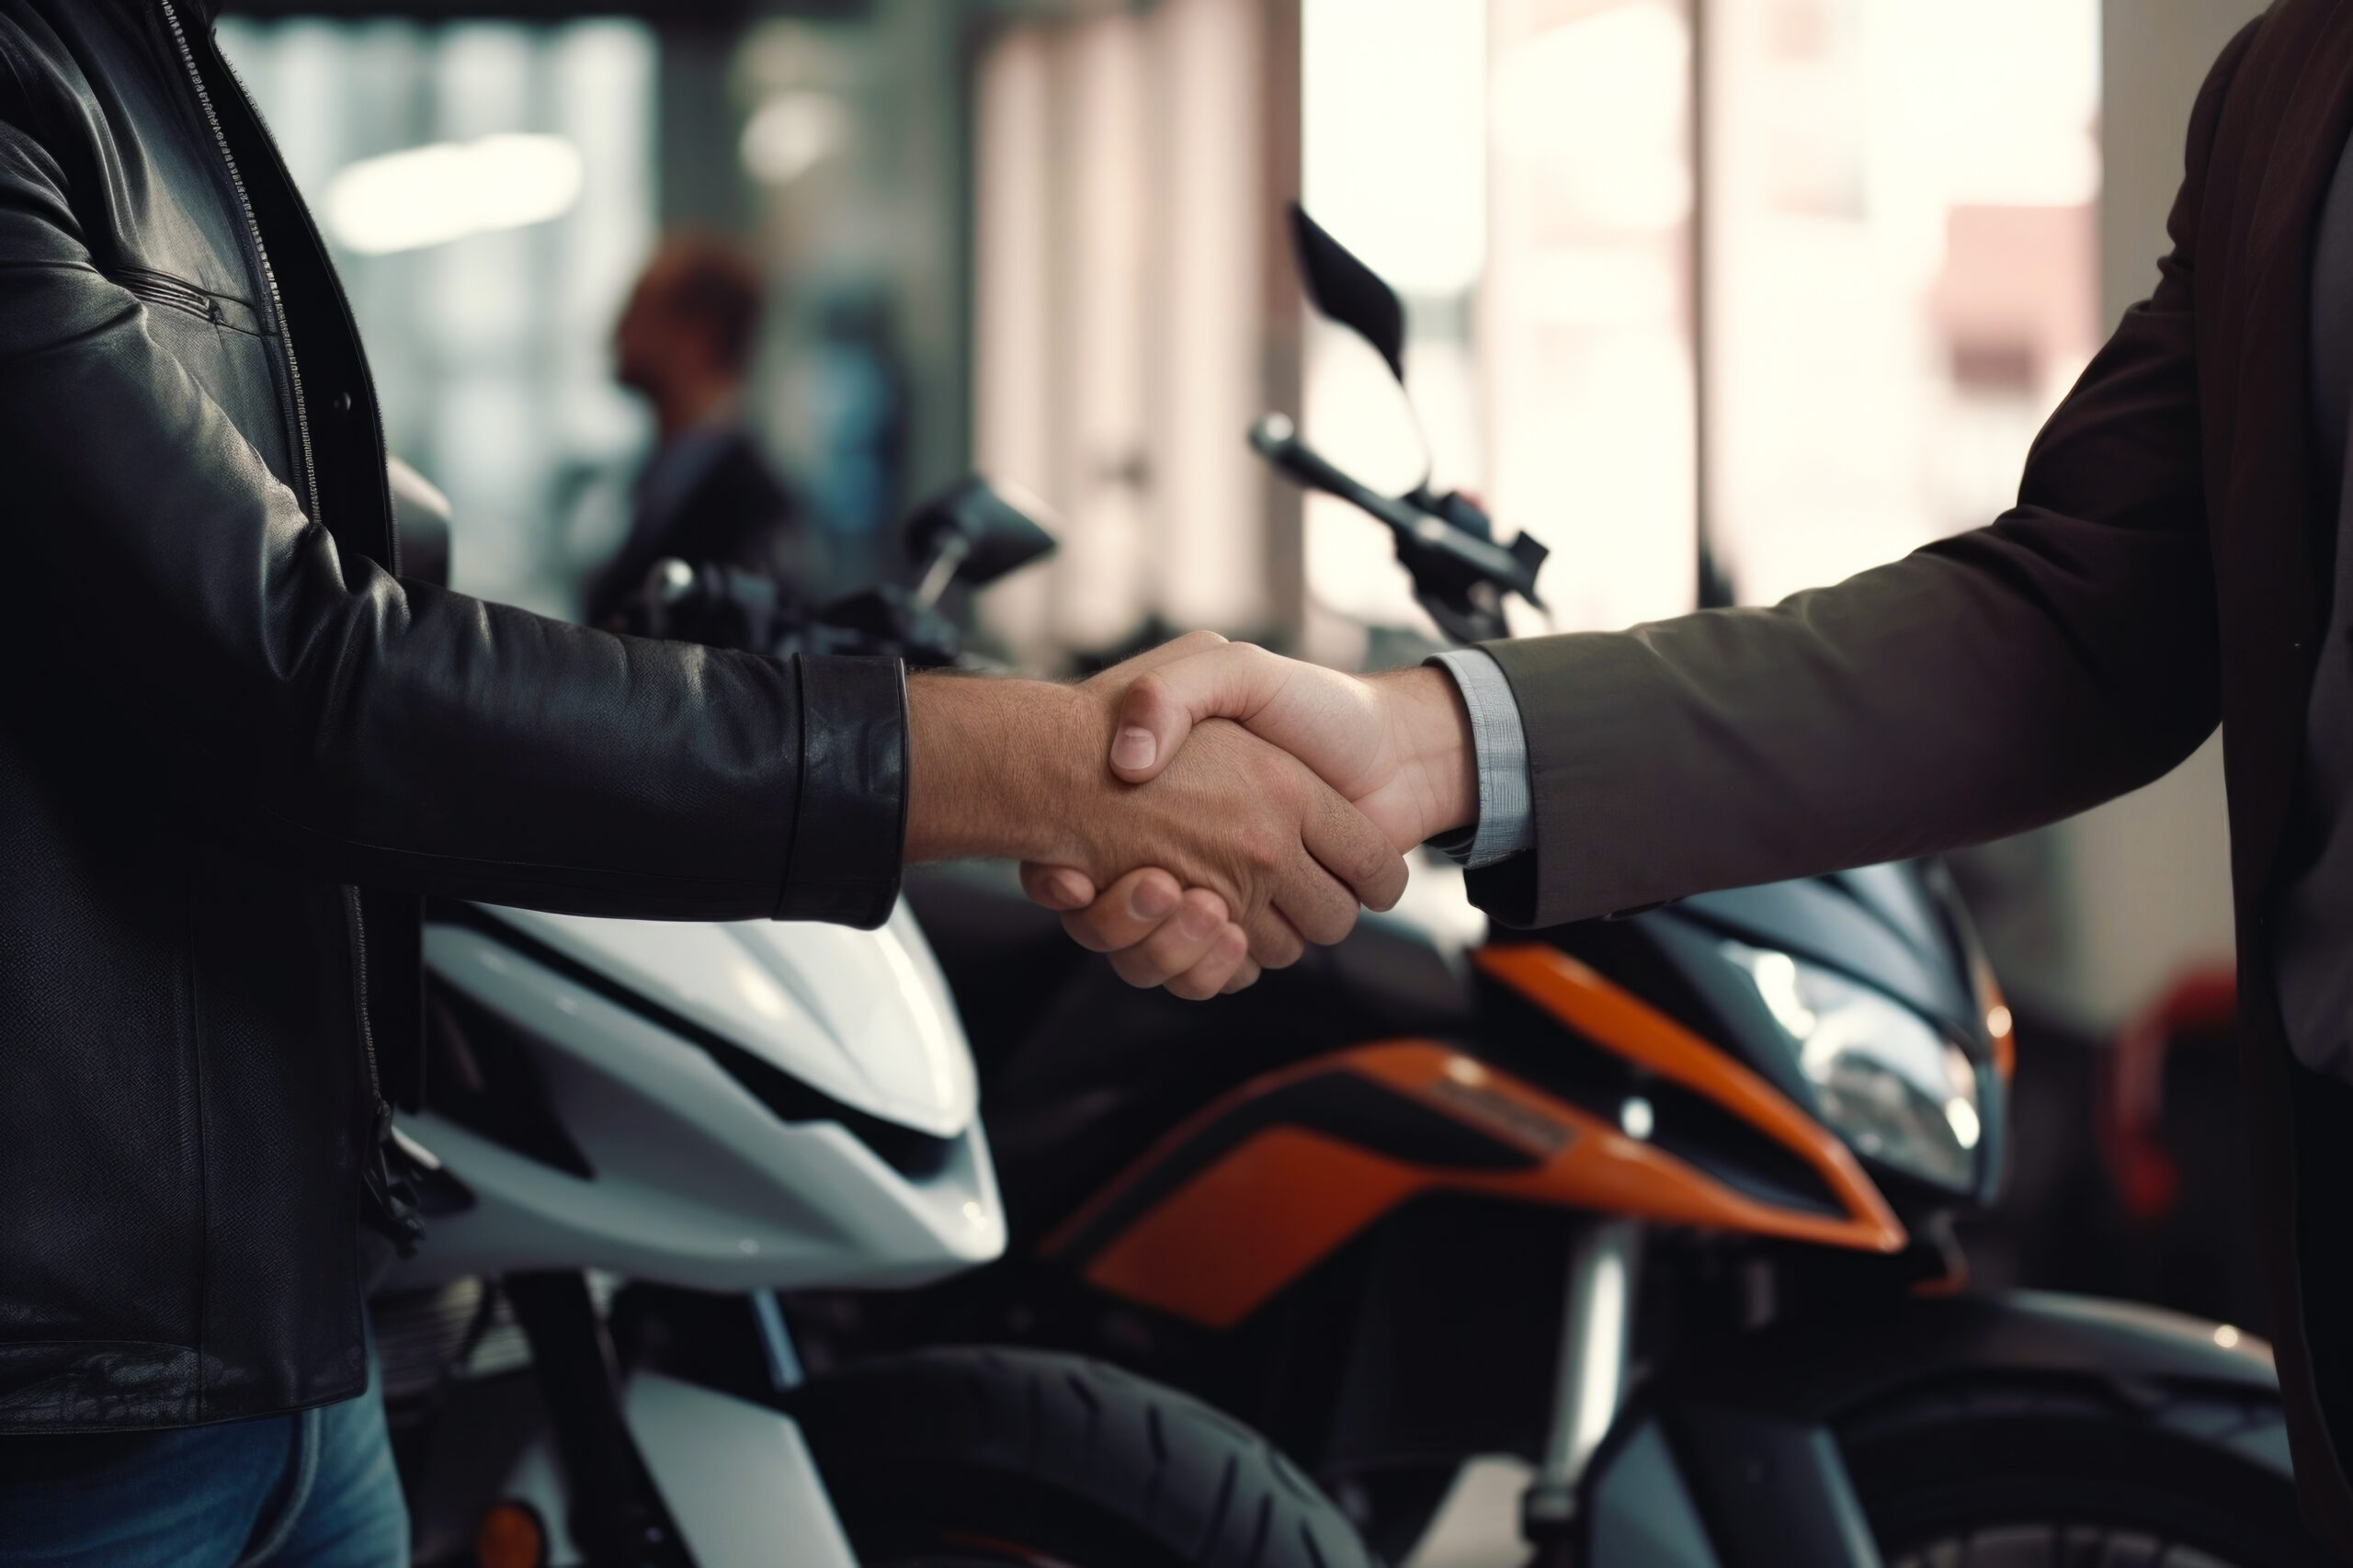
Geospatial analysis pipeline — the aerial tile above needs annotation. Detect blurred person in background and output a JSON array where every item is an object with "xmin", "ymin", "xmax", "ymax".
[
  {"xmin": 583, "ymin": 233, "xmax": 815, "ymax": 627},
  {"xmin": 802, "ymin": 285, "xmax": 908, "ymax": 597}
]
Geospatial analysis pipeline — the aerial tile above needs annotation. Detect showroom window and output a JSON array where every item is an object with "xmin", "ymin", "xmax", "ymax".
[{"xmin": 215, "ymin": 17, "xmax": 657, "ymax": 619}]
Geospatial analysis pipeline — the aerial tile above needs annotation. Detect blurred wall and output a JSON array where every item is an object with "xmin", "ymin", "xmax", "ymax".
[
  {"xmin": 2031, "ymin": 0, "xmax": 2262, "ymax": 1030},
  {"xmin": 968, "ymin": 0, "xmax": 1303, "ymax": 667}
]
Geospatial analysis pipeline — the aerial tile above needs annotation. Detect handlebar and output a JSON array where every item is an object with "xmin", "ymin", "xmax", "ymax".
[{"xmin": 1248, "ymin": 414, "xmax": 1548, "ymax": 609}]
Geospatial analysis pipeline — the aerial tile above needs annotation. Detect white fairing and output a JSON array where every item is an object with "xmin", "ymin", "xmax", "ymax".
[
  {"xmin": 387, "ymin": 899, "xmax": 1005, "ymax": 1293},
  {"xmin": 501, "ymin": 901, "xmax": 975, "ymax": 1135}
]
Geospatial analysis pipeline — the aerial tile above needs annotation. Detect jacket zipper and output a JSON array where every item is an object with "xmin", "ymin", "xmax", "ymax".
[
  {"xmin": 159, "ymin": 0, "xmax": 418, "ymax": 1250},
  {"xmin": 340, "ymin": 886, "xmax": 385, "ymax": 1108},
  {"xmin": 200, "ymin": 27, "xmax": 402, "ymax": 577},
  {"xmin": 153, "ymin": 0, "xmax": 324, "ymax": 532}
]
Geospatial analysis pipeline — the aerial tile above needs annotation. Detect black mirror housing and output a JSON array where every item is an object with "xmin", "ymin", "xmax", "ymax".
[
  {"xmin": 903, "ymin": 476, "xmax": 1058, "ymax": 591},
  {"xmin": 1289, "ymin": 203, "xmax": 1408, "ymax": 383}
]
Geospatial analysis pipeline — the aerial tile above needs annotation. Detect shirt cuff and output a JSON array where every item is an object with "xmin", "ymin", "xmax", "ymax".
[{"xmin": 1424, "ymin": 647, "xmax": 1536, "ymax": 871}]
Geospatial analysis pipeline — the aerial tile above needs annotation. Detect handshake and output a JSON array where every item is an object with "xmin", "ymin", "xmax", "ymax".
[{"xmin": 905, "ymin": 631, "xmax": 1481, "ymax": 999}]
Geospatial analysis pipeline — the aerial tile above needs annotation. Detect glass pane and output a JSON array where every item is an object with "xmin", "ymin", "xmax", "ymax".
[
  {"xmin": 1701, "ymin": 0, "xmax": 2100, "ymax": 608},
  {"xmin": 217, "ymin": 18, "xmax": 656, "ymax": 619},
  {"xmin": 1487, "ymin": 0, "xmax": 1699, "ymax": 636}
]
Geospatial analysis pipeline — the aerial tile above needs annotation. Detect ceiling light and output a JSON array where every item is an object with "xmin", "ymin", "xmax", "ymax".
[
  {"xmin": 324, "ymin": 133, "xmax": 585, "ymax": 256},
  {"xmin": 741, "ymin": 93, "xmax": 847, "ymax": 187}
]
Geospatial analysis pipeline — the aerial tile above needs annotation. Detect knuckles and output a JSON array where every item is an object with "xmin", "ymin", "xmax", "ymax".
[{"xmin": 1122, "ymin": 671, "xmax": 1173, "ymax": 728}]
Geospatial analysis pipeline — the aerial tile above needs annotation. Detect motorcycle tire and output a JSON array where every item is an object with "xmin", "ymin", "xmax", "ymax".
[
  {"xmin": 1839, "ymin": 1377, "xmax": 2333, "ymax": 1567},
  {"xmin": 790, "ymin": 1346, "xmax": 1372, "ymax": 1568}
]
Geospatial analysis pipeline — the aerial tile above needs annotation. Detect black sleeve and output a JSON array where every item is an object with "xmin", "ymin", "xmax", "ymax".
[{"xmin": 0, "ymin": 107, "xmax": 904, "ymax": 928}]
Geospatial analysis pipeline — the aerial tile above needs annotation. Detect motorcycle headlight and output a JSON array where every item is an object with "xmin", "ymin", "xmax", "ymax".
[{"xmin": 1722, "ymin": 940, "xmax": 1981, "ymax": 1191}]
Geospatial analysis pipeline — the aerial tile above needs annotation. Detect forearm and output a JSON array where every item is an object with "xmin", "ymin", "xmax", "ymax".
[{"xmin": 244, "ymin": 569, "xmax": 902, "ymax": 922}]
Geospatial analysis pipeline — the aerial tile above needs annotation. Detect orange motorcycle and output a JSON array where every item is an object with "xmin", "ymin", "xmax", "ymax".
[{"xmin": 821, "ymin": 210, "xmax": 2313, "ymax": 1567}]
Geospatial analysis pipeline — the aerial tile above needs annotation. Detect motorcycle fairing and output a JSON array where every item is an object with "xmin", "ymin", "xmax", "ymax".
[
  {"xmin": 475, "ymin": 898, "xmax": 975, "ymax": 1138},
  {"xmin": 1602, "ymin": 868, "xmax": 2012, "ymax": 1212},
  {"xmin": 390, "ymin": 911, "xmax": 1005, "ymax": 1292},
  {"xmin": 1043, "ymin": 1010, "xmax": 1903, "ymax": 1328},
  {"xmin": 1676, "ymin": 879, "xmax": 1977, "ymax": 1043}
]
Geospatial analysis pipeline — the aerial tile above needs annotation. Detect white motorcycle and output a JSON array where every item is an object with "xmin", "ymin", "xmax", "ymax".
[{"xmin": 372, "ymin": 469, "xmax": 1371, "ymax": 1568}]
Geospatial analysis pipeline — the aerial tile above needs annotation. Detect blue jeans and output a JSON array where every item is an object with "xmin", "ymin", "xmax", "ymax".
[{"xmin": 0, "ymin": 1359, "xmax": 407, "ymax": 1568}]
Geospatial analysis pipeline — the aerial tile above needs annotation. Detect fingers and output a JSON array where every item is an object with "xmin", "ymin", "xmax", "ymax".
[
  {"xmin": 1052, "ymin": 868, "xmax": 1250, "ymax": 998},
  {"xmin": 1258, "ymin": 763, "xmax": 1410, "ymax": 947},
  {"xmin": 1054, "ymin": 867, "xmax": 1187, "ymax": 953},
  {"xmin": 1038, "ymin": 855, "xmax": 1260, "ymax": 1001},
  {"xmin": 1167, "ymin": 926, "xmax": 1253, "ymax": 1000},
  {"xmin": 1255, "ymin": 766, "xmax": 1405, "ymax": 951},
  {"xmin": 1300, "ymin": 785, "xmax": 1411, "ymax": 915},
  {"xmin": 1236, "ymin": 899, "xmax": 1310, "ymax": 971},
  {"xmin": 1111, "ymin": 642, "xmax": 1293, "ymax": 783},
  {"xmin": 1019, "ymin": 861, "xmax": 1097, "ymax": 912},
  {"xmin": 1108, "ymin": 898, "xmax": 1248, "ymax": 996},
  {"xmin": 1267, "ymin": 852, "xmax": 1359, "ymax": 949}
]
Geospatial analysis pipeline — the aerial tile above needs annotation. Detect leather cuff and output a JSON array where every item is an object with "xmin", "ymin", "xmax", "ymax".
[{"xmin": 776, "ymin": 654, "xmax": 907, "ymax": 928}]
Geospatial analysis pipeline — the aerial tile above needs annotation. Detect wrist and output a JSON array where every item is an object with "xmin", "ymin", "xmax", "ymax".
[
  {"xmin": 904, "ymin": 675, "xmax": 1097, "ymax": 864},
  {"xmin": 1375, "ymin": 665, "xmax": 1478, "ymax": 846}
]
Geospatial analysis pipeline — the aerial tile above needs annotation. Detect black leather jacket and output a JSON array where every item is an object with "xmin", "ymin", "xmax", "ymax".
[{"xmin": 0, "ymin": 0, "xmax": 906, "ymax": 1431}]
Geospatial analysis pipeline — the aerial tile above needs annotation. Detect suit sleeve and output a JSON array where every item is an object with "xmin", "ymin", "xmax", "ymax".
[
  {"xmin": 1467, "ymin": 21, "xmax": 2255, "ymax": 930},
  {"xmin": 0, "ymin": 107, "xmax": 902, "ymax": 926}
]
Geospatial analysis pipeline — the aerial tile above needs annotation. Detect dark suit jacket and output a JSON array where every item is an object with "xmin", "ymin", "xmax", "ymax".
[
  {"xmin": 584, "ymin": 426, "xmax": 811, "ymax": 628},
  {"xmin": 1465, "ymin": 6, "xmax": 2353, "ymax": 1549}
]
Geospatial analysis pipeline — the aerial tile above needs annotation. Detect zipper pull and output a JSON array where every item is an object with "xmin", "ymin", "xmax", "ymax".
[{"xmin": 360, "ymin": 1100, "xmax": 427, "ymax": 1258}]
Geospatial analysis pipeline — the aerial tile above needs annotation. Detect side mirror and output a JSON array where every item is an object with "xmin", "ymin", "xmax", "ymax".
[
  {"xmin": 903, "ymin": 476, "xmax": 1059, "ymax": 607},
  {"xmin": 1289, "ymin": 203, "xmax": 1407, "ymax": 384}
]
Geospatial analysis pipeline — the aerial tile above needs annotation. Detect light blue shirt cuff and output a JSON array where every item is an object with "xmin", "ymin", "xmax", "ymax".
[{"xmin": 1424, "ymin": 647, "xmax": 1535, "ymax": 870}]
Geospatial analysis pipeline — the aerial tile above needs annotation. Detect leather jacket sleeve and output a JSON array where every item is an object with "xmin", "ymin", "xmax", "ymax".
[{"xmin": 0, "ymin": 104, "xmax": 904, "ymax": 928}]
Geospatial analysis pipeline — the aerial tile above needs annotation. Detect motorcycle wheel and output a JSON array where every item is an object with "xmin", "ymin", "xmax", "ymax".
[
  {"xmin": 1839, "ymin": 1379, "xmax": 2333, "ymax": 1567},
  {"xmin": 790, "ymin": 1346, "xmax": 1372, "ymax": 1568}
]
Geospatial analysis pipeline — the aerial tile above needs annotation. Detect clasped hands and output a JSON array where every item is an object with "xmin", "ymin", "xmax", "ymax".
[{"xmin": 904, "ymin": 631, "xmax": 1478, "ymax": 1000}]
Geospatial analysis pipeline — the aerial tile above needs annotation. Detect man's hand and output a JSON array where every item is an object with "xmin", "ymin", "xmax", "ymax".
[
  {"xmin": 903, "ymin": 654, "xmax": 1410, "ymax": 998},
  {"xmin": 1017, "ymin": 635, "xmax": 1481, "ymax": 990}
]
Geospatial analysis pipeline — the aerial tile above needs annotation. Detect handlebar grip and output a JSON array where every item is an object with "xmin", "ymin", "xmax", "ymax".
[{"xmin": 1251, "ymin": 414, "xmax": 1361, "ymax": 499}]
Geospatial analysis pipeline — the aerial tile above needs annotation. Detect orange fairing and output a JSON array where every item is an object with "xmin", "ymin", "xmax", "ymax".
[
  {"xmin": 1472, "ymin": 944, "xmax": 1909, "ymax": 1231},
  {"xmin": 1048, "ymin": 951, "xmax": 1904, "ymax": 1329}
]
